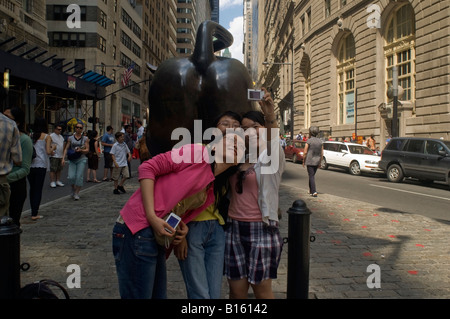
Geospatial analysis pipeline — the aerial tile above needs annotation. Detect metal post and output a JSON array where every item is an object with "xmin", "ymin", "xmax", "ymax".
[
  {"xmin": 0, "ymin": 216, "xmax": 22, "ymax": 299},
  {"xmin": 286, "ymin": 199, "xmax": 311, "ymax": 299}
]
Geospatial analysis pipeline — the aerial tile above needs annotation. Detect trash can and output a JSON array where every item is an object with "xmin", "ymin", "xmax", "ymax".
[{"xmin": 0, "ymin": 216, "xmax": 22, "ymax": 299}]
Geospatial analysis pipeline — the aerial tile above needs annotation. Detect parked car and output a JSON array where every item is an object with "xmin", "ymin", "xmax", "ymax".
[
  {"xmin": 284, "ymin": 139, "xmax": 306, "ymax": 163},
  {"xmin": 321, "ymin": 141, "xmax": 383, "ymax": 175},
  {"xmin": 379, "ymin": 137, "xmax": 450, "ymax": 185}
]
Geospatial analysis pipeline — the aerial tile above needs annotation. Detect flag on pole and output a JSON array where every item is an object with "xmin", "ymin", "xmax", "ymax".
[{"xmin": 121, "ymin": 63, "xmax": 135, "ymax": 87}]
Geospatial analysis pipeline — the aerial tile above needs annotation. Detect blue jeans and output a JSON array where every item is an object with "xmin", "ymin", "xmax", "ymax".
[
  {"xmin": 112, "ymin": 222, "xmax": 167, "ymax": 299},
  {"xmin": 67, "ymin": 157, "xmax": 87, "ymax": 187},
  {"xmin": 178, "ymin": 220, "xmax": 225, "ymax": 299}
]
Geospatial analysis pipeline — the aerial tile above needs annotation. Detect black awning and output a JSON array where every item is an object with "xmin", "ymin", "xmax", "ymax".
[{"xmin": 0, "ymin": 49, "xmax": 105, "ymax": 99}]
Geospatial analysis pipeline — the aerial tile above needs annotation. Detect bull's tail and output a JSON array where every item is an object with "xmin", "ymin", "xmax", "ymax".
[{"xmin": 191, "ymin": 20, "xmax": 233, "ymax": 74}]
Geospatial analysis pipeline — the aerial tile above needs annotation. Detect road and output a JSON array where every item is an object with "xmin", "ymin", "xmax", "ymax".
[
  {"xmin": 22, "ymin": 157, "xmax": 449, "ymax": 222},
  {"xmin": 282, "ymin": 159, "xmax": 450, "ymax": 222}
]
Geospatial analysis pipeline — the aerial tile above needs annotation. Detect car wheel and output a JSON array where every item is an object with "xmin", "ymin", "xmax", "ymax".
[
  {"xmin": 320, "ymin": 157, "xmax": 328, "ymax": 169},
  {"xmin": 293, "ymin": 154, "xmax": 298, "ymax": 163},
  {"xmin": 387, "ymin": 164, "xmax": 404, "ymax": 183},
  {"xmin": 349, "ymin": 161, "xmax": 361, "ymax": 176}
]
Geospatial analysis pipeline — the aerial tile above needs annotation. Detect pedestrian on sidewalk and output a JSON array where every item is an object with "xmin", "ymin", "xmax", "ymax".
[
  {"xmin": 63, "ymin": 123, "xmax": 89, "ymax": 200},
  {"xmin": 49, "ymin": 124, "xmax": 65, "ymax": 188},
  {"xmin": 124, "ymin": 125, "xmax": 134, "ymax": 177},
  {"xmin": 174, "ymin": 110, "xmax": 242, "ymax": 299},
  {"xmin": 4, "ymin": 107, "xmax": 31, "ymax": 226},
  {"xmin": 302, "ymin": 126, "xmax": 323, "ymax": 197},
  {"xmin": 112, "ymin": 132, "xmax": 245, "ymax": 299},
  {"xmin": 110, "ymin": 132, "xmax": 131, "ymax": 194},
  {"xmin": 367, "ymin": 134, "xmax": 376, "ymax": 152},
  {"xmin": 101, "ymin": 125, "xmax": 115, "ymax": 181},
  {"xmin": 28, "ymin": 117, "xmax": 56, "ymax": 220},
  {"xmin": 86, "ymin": 130, "xmax": 101, "ymax": 183},
  {"xmin": 224, "ymin": 88, "xmax": 285, "ymax": 299}
]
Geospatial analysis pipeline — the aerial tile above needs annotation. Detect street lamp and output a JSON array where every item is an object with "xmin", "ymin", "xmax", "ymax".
[{"xmin": 262, "ymin": 59, "xmax": 294, "ymax": 139}]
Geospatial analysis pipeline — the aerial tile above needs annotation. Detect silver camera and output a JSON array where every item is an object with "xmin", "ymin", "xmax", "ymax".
[{"xmin": 247, "ymin": 89, "xmax": 264, "ymax": 101}]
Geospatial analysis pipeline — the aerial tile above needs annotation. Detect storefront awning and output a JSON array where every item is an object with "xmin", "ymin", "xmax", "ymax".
[{"xmin": 82, "ymin": 71, "xmax": 115, "ymax": 87}]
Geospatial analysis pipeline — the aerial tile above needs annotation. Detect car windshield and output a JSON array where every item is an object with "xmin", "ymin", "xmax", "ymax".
[
  {"xmin": 443, "ymin": 141, "xmax": 450, "ymax": 150},
  {"xmin": 294, "ymin": 142, "xmax": 304, "ymax": 148},
  {"xmin": 348, "ymin": 145, "xmax": 374, "ymax": 155}
]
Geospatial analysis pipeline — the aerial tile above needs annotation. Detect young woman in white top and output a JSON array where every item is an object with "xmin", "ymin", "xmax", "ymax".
[
  {"xmin": 28, "ymin": 117, "xmax": 56, "ymax": 220},
  {"xmin": 224, "ymin": 88, "xmax": 285, "ymax": 299}
]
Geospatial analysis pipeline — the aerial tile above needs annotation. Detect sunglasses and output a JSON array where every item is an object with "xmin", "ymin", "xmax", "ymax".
[{"xmin": 76, "ymin": 126, "xmax": 83, "ymax": 129}]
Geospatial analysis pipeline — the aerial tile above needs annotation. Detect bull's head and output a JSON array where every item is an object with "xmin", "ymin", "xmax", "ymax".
[{"xmin": 147, "ymin": 20, "xmax": 257, "ymax": 155}]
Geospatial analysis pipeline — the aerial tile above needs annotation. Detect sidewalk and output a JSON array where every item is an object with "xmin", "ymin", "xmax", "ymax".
[{"xmin": 19, "ymin": 175, "xmax": 450, "ymax": 299}]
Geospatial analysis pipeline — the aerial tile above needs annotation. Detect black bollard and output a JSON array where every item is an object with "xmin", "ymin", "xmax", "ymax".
[
  {"xmin": 286, "ymin": 199, "xmax": 311, "ymax": 299},
  {"xmin": 0, "ymin": 216, "xmax": 22, "ymax": 299}
]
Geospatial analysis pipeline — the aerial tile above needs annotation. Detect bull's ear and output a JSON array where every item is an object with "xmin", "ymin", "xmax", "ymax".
[{"xmin": 147, "ymin": 62, "xmax": 157, "ymax": 73}]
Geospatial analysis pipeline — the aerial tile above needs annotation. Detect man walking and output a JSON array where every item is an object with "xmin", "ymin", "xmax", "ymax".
[{"xmin": 49, "ymin": 124, "xmax": 65, "ymax": 187}]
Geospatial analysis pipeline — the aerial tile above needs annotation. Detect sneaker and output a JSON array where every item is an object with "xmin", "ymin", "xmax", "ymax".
[
  {"xmin": 50, "ymin": 182, "xmax": 56, "ymax": 188},
  {"xmin": 117, "ymin": 185, "xmax": 126, "ymax": 193},
  {"xmin": 312, "ymin": 192, "xmax": 318, "ymax": 197},
  {"xmin": 56, "ymin": 181, "xmax": 65, "ymax": 187},
  {"xmin": 73, "ymin": 194, "xmax": 80, "ymax": 200},
  {"xmin": 113, "ymin": 189, "xmax": 121, "ymax": 195}
]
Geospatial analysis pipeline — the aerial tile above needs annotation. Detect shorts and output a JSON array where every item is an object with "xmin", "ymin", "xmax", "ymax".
[
  {"xmin": 224, "ymin": 219, "xmax": 282, "ymax": 285},
  {"xmin": 49, "ymin": 157, "xmax": 63, "ymax": 172},
  {"xmin": 87, "ymin": 154, "xmax": 99, "ymax": 170},
  {"xmin": 112, "ymin": 166, "xmax": 129, "ymax": 181},
  {"xmin": 104, "ymin": 152, "xmax": 113, "ymax": 169}
]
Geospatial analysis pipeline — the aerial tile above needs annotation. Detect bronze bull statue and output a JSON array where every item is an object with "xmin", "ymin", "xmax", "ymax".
[{"xmin": 146, "ymin": 20, "xmax": 257, "ymax": 155}]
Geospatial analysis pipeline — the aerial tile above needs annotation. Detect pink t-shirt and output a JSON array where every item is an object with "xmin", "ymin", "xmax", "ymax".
[
  {"xmin": 228, "ymin": 167, "xmax": 262, "ymax": 222},
  {"xmin": 120, "ymin": 144, "xmax": 215, "ymax": 235}
]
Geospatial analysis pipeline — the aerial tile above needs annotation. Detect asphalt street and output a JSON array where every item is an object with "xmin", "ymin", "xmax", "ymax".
[{"xmin": 282, "ymin": 159, "xmax": 450, "ymax": 222}]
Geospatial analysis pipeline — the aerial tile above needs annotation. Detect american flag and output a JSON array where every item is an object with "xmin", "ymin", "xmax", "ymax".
[{"xmin": 121, "ymin": 63, "xmax": 135, "ymax": 87}]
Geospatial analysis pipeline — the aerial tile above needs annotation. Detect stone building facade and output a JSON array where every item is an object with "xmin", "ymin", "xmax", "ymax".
[{"xmin": 254, "ymin": 0, "xmax": 449, "ymax": 147}]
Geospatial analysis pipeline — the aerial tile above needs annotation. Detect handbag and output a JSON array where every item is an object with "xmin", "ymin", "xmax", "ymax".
[
  {"xmin": 67, "ymin": 148, "xmax": 81, "ymax": 161},
  {"xmin": 155, "ymin": 189, "xmax": 208, "ymax": 247}
]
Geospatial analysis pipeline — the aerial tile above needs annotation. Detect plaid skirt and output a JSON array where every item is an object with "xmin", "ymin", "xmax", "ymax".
[{"xmin": 224, "ymin": 219, "xmax": 283, "ymax": 285}]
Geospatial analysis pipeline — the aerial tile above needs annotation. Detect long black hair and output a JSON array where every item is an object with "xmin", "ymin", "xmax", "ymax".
[
  {"xmin": 242, "ymin": 110, "xmax": 265, "ymax": 126},
  {"xmin": 31, "ymin": 117, "xmax": 49, "ymax": 144},
  {"xmin": 210, "ymin": 110, "xmax": 243, "ymax": 221}
]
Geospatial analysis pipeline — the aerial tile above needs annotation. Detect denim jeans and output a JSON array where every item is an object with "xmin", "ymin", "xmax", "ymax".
[
  {"xmin": 67, "ymin": 157, "xmax": 87, "ymax": 187},
  {"xmin": 178, "ymin": 220, "xmax": 225, "ymax": 299},
  {"xmin": 112, "ymin": 222, "xmax": 167, "ymax": 299}
]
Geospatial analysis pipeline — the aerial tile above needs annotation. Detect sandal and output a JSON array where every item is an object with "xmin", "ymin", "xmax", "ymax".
[
  {"xmin": 93, "ymin": 180, "xmax": 100, "ymax": 183},
  {"xmin": 86, "ymin": 180, "xmax": 92, "ymax": 183},
  {"xmin": 31, "ymin": 215, "xmax": 44, "ymax": 221},
  {"xmin": 102, "ymin": 178, "xmax": 109, "ymax": 182}
]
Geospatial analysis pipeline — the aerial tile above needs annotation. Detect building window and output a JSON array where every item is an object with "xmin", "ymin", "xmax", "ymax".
[
  {"xmin": 337, "ymin": 33, "xmax": 356, "ymax": 125},
  {"xmin": 385, "ymin": 4, "xmax": 415, "ymax": 103},
  {"xmin": 98, "ymin": 36, "xmax": 107, "ymax": 53},
  {"xmin": 52, "ymin": 32, "xmax": 86, "ymax": 47},
  {"xmin": 99, "ymin": 10, "xmax": 107, "ymax": 29},
  {"xmin": 325, "ymin": 0, "xmax": 331, "ymax": 18}
]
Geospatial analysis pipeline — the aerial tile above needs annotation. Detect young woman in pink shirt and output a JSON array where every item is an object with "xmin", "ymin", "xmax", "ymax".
[{"xmin": 112, "ymin": 132, "xmax": 244, "ymax": 299}]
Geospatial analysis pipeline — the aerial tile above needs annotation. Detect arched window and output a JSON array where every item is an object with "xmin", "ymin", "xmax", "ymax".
[
  {"xmin": 385, "ymin": 4, "xmax": 415, "ymax": 102},
  {"xmin": 337, "ymin": 33, "xmax": 356, "ymax": 125}
]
